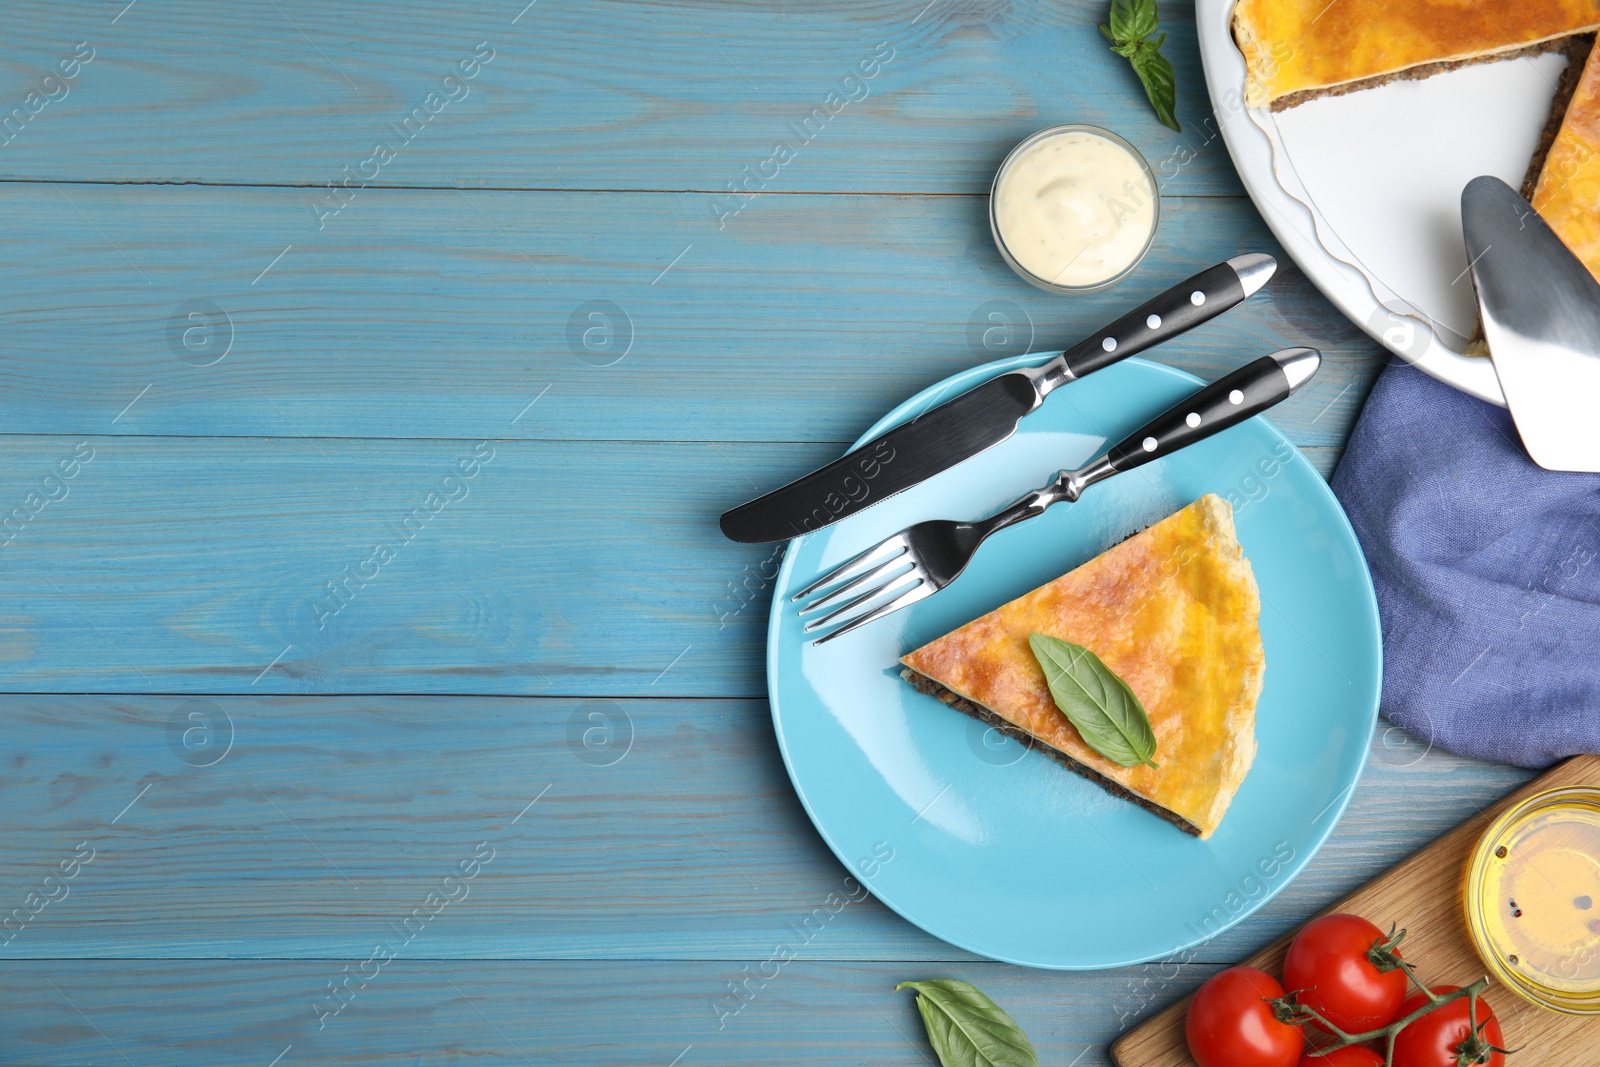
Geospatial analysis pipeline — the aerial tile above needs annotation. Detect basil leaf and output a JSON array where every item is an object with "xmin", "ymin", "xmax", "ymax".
[
  {"xmin": 895, "ymin": 980, "xmax": 1040, "ymax": 1067},
  {"xmin": 1105, "ymin": 0, "xmax": 1158, "ymax": 45},
  {"xmin": 1028, "ymin": 633, "xmax": 1159, "ymax": 768},
  {"xmin": 1130, "ymin": 37, "xmax": 1181, "ymax": 132},
  {"xmin": 1098, "ymin": 1, "xmax": 1182, "ymax": 131},
  {"xmin": 1100, "ymin": 29, "xmax": 1139, "ymax": 59}
]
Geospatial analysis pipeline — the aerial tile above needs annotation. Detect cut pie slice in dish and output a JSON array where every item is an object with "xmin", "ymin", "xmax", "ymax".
[
  {"xmin": 1232, "ymin": 0, "xmax": 1600, "ymax": 110},
  {"xmin": 900, "ymin": 495, "xmax": 1264, "ymax": 839},
  {"xmin": 1534, "ymin": 38, "xmax": 1600, "ymax": 282}
]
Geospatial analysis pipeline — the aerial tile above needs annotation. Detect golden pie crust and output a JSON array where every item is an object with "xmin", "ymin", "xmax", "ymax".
[
  {"xmin": 1232, "ymin": 0, "xmax": 1600, "ymax": 109},
  {"xmin": 1534, "ymin": 41, "xmax": 1600, "ymax": 280},
  {"xmin": 900, "ymin": 495, "xmax": 1263, "ymax": 839}
]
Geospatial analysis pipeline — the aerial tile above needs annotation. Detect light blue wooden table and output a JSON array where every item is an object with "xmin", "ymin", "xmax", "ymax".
[{"xmin": 0, "ymin": 2, "xmax": 1532, "ymax": 1063}]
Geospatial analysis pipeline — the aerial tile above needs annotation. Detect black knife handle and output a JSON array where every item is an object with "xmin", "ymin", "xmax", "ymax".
[
  {"xmin": 1061, "ymin": 255, "xmax": 1273, "ymax": 381},
  {"xmin": 1103, "ymin": 347, "xmax": 1320, "ymax": 473}
]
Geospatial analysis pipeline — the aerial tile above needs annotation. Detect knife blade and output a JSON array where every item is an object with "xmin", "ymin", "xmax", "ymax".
[
  {"xmin": 719, "ymin": 253, "xmax": 1277, "ymax": 543},
  {"xmin": 1463, "ymin": 175, "xmax": 1600, "ymax": 473}
]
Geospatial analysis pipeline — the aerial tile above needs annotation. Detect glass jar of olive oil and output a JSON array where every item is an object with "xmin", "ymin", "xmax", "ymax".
[{"xmin": 1465, "ymin": 786, "xmax": 1600, "ymax": 1014}]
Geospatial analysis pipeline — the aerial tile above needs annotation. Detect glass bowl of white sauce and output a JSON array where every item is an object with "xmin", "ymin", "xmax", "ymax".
[{"xmin": 989, "ymin": 124, "xmax": 1159, "ymax": 293}]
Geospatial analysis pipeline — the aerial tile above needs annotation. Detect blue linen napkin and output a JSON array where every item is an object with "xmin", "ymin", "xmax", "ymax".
[{"xmin": 1331, "ymin": 360, "xmax": 1600, "ymax": 768}]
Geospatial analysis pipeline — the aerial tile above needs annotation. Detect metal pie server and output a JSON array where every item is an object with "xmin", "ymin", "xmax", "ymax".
[
  {"xmin": 1463, "ymin": 176, "xmax": 1600, "ymax": 473},
  {"xmin": 718, "ymin": 253, "xmax": 1277, "ymax": 543}
]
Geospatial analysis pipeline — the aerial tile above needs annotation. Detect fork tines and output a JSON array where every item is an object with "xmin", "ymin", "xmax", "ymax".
[{"xmin": 792, "ymin": 533, "xmax": 933, "ymax": 644}]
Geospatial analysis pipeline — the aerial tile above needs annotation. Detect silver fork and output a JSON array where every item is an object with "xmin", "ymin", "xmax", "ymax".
[{"xmin": 794, "ymin": 347, "xmax": 1321, "ymax": 644}]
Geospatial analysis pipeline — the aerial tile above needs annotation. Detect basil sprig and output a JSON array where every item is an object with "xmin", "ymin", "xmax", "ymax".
[
  {"xmin": 895, "ymin": 980, "xmax": 1040, "ymax": 1067},
  {"xmin": 1028, "ymin": 633, "xmax": 1159, "ymax": 768},
  {"xmin": 1099, "ymin": 0, "xmax": 1180, "ymax": 131}
]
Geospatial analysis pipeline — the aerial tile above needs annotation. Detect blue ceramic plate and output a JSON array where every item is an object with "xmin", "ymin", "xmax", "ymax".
[{"xmin": 766, "ymin": 354, "xmax": 1381, "ymax": 969}]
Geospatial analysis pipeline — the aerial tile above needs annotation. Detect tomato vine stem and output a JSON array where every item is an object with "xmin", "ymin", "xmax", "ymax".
[{"xmin": 1270, "ymin": 976, "xmax": 1501, "ymax": 1066}]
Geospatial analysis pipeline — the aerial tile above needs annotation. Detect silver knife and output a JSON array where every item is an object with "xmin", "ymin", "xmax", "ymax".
[
  {"xmin": 1463, "ymin": 176, "xmax": 1600, "ymax": 473},
  {"xmin": 719, "ymin": 253, "xmax": 1277, "ymax": 543}
]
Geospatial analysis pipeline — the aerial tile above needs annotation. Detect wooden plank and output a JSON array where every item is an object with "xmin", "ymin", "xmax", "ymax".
[
  {"xmin": 0, "ymin": 428, "xmax": 1358, "ymax": 696},
  {"xmin": 0, "ymin": 696, "xmax": 1531, "ymax": 961},
  {"xmin": 1112, "ymin": 757, "xmax": 1599, "ymax": 1067},
  {"xmin": 0, "ymin": 435, "xmax": 779, "ymax": 695},
  {"xmin": 1, "ymin": 959, "xmax": 1167, "ymax": 1067},
  {"xmin": 0, "ymin": 183, "xmax": 1382, "ymax": 444},
  {"xmin": 0, "ymin": 0, "xmax": 1243, "ymax": 195}
]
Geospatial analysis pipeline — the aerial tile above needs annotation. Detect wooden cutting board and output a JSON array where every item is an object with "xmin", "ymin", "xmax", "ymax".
[{"xmin": 1112, "ymin": 754, "xmax": 1600, "ymax": 1066}]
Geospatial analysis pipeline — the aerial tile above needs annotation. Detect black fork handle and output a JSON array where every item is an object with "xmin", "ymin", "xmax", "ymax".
[
  {"xmin": 1104, "ymin": 348, "xmax": 1321, "ymax": 474},
  {"xmin": 969, "ymin": 346, "xmax": 1321, "ymax": 542}
]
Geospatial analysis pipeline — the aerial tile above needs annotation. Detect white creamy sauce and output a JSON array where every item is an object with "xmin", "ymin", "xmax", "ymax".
[{"xmin": 994, "ymin": 130, "xmax": 1157, "ymax": 288}]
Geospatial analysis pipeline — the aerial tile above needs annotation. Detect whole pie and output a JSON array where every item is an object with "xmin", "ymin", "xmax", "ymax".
[{"xmin": 899, "ymin": 495, "xmax": 1264, "ymax": 839}]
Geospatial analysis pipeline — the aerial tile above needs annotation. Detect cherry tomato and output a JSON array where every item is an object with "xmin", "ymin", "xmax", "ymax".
[
  {"xmin": 1298, "ymin": 1047, "xmax": 1385, "ymax": 1067},
  {"xmin": 1392, "ymin": 986, "xmax": 1505, "ymax": 1067},
  {"xmin": 1283, "ymin": 914, "xmax": 1408, "ymax": 1033},
  {"xmin": 1186, "ymin": 966, "xmax": 1305, "ymax": 1067}
]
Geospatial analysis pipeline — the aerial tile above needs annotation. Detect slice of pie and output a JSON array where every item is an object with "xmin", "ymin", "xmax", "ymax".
[
  {"xmin": 899, "ymin": 495, "xmax": 1264, "ymax": 839},
  {"xmin": 1232, "ymin": 0, "xmax": 1600, "ymax": 110},
  {"xmin": 1533, "ymin": 40, "xmax": 1600, "ymax": 281}
]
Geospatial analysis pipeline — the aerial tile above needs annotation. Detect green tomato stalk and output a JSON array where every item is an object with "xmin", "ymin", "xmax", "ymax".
[{"xmin": 1267, "ymin": 926, "xmax": 1515, "ymax": 1067}]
